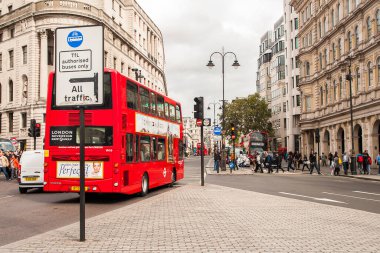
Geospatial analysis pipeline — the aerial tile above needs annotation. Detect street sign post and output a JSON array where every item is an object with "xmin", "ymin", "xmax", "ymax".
[
  {"xmin": 196, "ymin": 118, "xmax": 202, "ymax": 127},
  {"xmin": 213, "ymin": 126, "xmax": 221, "ymax": 135},
  {"xmin": 55, "ymin": 25, "xmax": 104, "ymax": 107},
  {"xmin": 202, "ymin": 118, "xmax": 211, "ymax": 127},
  {"xmin": 55, "ymin": 25, "xmax": 104, "ymax": 242}
]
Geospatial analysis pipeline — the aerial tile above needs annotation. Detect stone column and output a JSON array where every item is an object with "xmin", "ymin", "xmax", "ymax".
[{"xmin": 39, "ymin": 29, "xmax": 48, "ymax": 100}]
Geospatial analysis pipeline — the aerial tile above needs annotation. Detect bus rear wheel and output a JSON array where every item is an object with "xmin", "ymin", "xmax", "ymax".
[{"xmin": 140, "ymin": 173, "xmax": 149, "ymax": 197}]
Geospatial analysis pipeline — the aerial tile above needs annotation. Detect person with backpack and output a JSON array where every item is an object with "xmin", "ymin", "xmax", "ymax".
[
  {"xmin": 265, "ymin": 152, "xmax": 273, "ymax": 173},
  {"xmin": 357, "ymin": 152, "xmax": 364, "ymax": 174},
  {"xmin": 362, "ymin": 150, "xmax": 369, "ymax": 175},
  {"xmin": 302, "ymin": 154, "xmax": 310, "ymax": 172},
  {"xmin": 376, "ymin": 152, "xmax": 380, "ymax": 175},
  {"xmin": 287, "ymin": 151, "xmax": 295, "ymax": 172},
  {"xmin": 328, "ymin": 152, "xmax": 333, "ymax": 166},
  {"xmin": 0, "ymin": 150, "xmax": 10, "ymax": 180},
  {"xmin": 333, "ymin": 152, "xmax": 340, "ymax": 176}
]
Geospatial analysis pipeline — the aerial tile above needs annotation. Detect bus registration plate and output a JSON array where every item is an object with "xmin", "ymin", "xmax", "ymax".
[{"xmin": 70, "ymin": 186, "xmax": 89, "ymax": 192}]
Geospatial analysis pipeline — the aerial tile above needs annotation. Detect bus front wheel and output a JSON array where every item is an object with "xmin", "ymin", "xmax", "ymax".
[{"xmin": 140, "ymin": 173, "xmax": 149, "ymax": 197}]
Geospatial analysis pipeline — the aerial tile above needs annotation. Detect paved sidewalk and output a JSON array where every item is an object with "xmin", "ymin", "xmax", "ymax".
[{"xmin": 1, "ymin": 183, "xmax": 380, "ymax": 252}]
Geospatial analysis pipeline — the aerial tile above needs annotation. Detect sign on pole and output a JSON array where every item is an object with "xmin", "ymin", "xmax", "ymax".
[
  {"xmin": 213, "ymin": 126, "xmax": 221, "ymax": 135},
  {"xmin": 55, "ymin": 25, "xmax": 104, "ymax": 107},
  {"xmin": 196, "ymin": 119, "xmax": 202, "ymax": 127},
  {"xmin": 202, "ymin": 118, "xmax": 211, "ymax": 127}
]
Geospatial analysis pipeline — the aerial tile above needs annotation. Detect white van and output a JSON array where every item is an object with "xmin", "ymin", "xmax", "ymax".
[{"xmin": 19, "ymin": 150, "xmax": 44, "ymax": 194}]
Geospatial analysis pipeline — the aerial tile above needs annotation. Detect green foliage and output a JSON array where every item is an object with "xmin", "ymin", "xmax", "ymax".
[{"xmin": 221, "ymin": 93, "xmax": 273, "ymax": 141}]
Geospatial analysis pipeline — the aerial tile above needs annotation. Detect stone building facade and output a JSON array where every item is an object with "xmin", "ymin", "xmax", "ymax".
[
  {"xmin": 290, "ymin": 0, "xmax": 380, "ymax": 159},
  {"xmin": 0, "ymin": 0, "xmax": 166, "ymax": 150}
]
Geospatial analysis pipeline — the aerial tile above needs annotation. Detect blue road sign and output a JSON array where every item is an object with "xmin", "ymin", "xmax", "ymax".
[{"xmin": 214, "ymin": 126, "xmax": 221, "ymax": 135}]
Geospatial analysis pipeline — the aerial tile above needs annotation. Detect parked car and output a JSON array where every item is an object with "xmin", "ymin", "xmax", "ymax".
[{"xmin": 18, "ymin": 150, "xmax": 44, "ymax": 194}]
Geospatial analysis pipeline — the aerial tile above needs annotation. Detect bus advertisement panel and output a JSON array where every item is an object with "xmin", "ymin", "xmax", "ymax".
[{"xmin": 44, "ymin": 69, "xmax": 184, "ymax": 195}]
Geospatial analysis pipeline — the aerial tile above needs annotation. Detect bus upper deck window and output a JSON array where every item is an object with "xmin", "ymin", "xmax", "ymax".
[
  {"xmin": 157, "ymin": 96, "xmax": 164, "ymax": 118},
  {"xmin": 175, "ymin": 105, "xmax": 181, "ymax": 123}
]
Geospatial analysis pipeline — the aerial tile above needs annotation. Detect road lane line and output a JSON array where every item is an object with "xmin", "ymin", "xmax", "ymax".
[
  {"xmin": 353, "ymin": 191, "xmax": 380, "ymax": 196},
  {"xmin": 323, "ymin": 192, "xmax": 380, "ymax": 202},
  {"xmin": 0, "ymin": 195, "xmax": 14, "ymax": 200},
  {"xmin": 279, "ymin": 192, "xmax": 346, "ymax": 204}
]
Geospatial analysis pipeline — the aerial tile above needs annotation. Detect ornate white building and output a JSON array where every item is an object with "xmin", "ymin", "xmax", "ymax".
[{"xmin": 0, "ymin": 0, "xmax": 166, "ymax": 150}]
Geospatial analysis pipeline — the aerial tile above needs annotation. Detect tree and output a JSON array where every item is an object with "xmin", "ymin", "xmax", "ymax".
[{"xmin": 222, "ymin": 93, "xmax": 273, "ymax": 140}]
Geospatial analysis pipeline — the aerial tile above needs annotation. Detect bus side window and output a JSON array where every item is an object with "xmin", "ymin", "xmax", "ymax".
[
  {"xmin": 140, "ymin": 136, "xmax": 151, "ymax": 162},
  {"xmin": 139, "ymin": 87, "xmax": 150, "ymax": 114},
  {"xmin": 158, "ymin": 138, "xmax": 166, "ymax": 160},
  {"xmin": 127, "ymin": 82, "xmax": 138, "ymax": 110},
  {"xmin": 157, "ymin": 95, "xmax": 164, "ymax": 118},
  {"xmin": 135, "ymin": 135, "xmax": 139, "ymax": 162},
  {"xmin": 175, "ymin": 105, "xmax": 181, "ymax": 123},
  {"xmin": 150, "ymin": 92, "xmax": 157, "ymax": 116},
  {"xmin": 164, "ymin": 102, "xmax": 169, "ymax": 119},
  {"xmin": 126, "ymin": 134, "xmax": 134, "ymax": 162},
  {"xmin": 169, "ymin": 104, "xmax": 176, "ymax": 122},
  {"xmin": 152, "ymin": 137, "xmax": 157, "ymax": 160}
]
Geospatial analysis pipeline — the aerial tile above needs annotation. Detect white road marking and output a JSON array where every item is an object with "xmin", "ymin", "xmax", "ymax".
[
  {"xmin": 353, "ymin": 191, "xmax": 380, "ymax": 196},
  {"xmin": 323, "ymin": 192, "xmax": 380, "ymax": 202},
  {"xmin": 279, "ymin": 192, "xmax": 347, "ymax": 204},
  {"xmin": 0, "ymin": 195, "xmax": 14, "ymax": 200}
]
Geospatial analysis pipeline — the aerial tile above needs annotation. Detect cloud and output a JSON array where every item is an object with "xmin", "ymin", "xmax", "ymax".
[{"xmin": 137, "ymin": 0, "xmax": 283, "ymax": 120}]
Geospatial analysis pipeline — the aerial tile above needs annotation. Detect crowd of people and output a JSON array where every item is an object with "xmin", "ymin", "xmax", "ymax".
[
  {"xmin": 213, "ymin": 148, "xmax": 380, "ymax": 176},
  {"xmin": 0, "ymin": 149, "xmax": 23, "ymax": 181}
]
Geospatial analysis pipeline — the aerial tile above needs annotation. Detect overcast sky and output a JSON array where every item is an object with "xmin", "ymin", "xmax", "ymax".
[{"xmin": 137, "ymin": 0, "xmax": 283, "ymax": 120}]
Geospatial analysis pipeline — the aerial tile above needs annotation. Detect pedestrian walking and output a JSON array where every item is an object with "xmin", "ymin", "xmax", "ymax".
[
  {"xmin": 362, "ymin": 150, "xmax": 369, "ymax": 175},
  {"xmin": 328, "ymin": 152, "xmax": 333, "ymax": 166},
  {"xmin": 10, "ymin": 154, "xmax": 20, "ymax": 179},
  {"xmin": 342, "ymin": 152, "xmax": 349, "ymax": 175},
  {"xmin": 333, "ymin": 153, "xmax": 340, "ymax": 176},
  {"xmin": 366, "ymin": 152, "xmax": 372, "ymax": 175},
  {"xmin": 0, "ymin": 150, "xmax": 10, "ymax": 180},
  {"xmin": 302, "ymin": 154, "xmax": 310, "ymax": 172},
  {"xmin": 275, "ymin": 153, "xmax": 284, "ymax": 173},
  {"xmin": 254, "ymin": 152, "xmax": 263, "ymax": 173},
  {"xmin": 321, "ymin": 153, "xmax": 327, "ymax": 166},
  {"xmin": 356, "ymin": 152, "xmax": 364, "ymax": 174},
  {"xmin": 264, "ymin": 152, "xmax": 273, "ymax": 174},
  {"xmin": 310, "ymin": 152, "xmax": 321, "ymax": 175},
  {"xmin": 214, "ymin": 151, "xmax": 221, "ymax": 173},
  {"xmin": 376, "ymin": 152, "xmax": 380, "ymax": 175},
  {"xmin": 287, "ymin": 151, "xmax": 295, "ymax": 172}
]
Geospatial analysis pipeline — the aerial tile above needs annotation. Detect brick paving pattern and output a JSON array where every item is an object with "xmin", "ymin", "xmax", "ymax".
[{"xmin": 1, "ymin": 183, "xmax": 379, "ymax": 252}]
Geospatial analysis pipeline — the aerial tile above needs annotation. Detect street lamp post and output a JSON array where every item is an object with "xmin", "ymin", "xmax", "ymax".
[
  {"xmin": 207, "ymin": 49, "xmax": 240, "ymax": 171},
  {"xmin": 207, "ymin": 101, "xmax": 222, "ymax": 153},
  {"xmin": 346, "ymin": 56, "xmax": 357, "ymax": 175}
]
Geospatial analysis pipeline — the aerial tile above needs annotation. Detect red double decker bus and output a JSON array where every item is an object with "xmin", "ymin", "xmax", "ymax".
[{"xmin": 44, "ymin": 69, "xmax": 184, "ymax": 195}]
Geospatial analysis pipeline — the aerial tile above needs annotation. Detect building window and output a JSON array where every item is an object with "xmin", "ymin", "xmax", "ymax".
[
  {"xmin": 339, "ymin": 77, "xmax": 343, "ymax": 99},
  {"xmin": 320, "ymin": 87, "xmax": 323, "ymax": 106},
  {"xmin": 377, "ymin": 57, "xmax": 380, "ymax": 84},
  {"xmin": 0, "ymin": 83, "xmax": 2, "ymax": 104},
  {"xmin": 347, "ymin": 31, "xmax": 352, "ymax": 51},
  {"xmin": 305, "ymin": 96, "xmax": 311, "ymax": 112},
  {"xmin": 325, "ymin": 84, "xmax": 328, "ymax": 105},
  {"xmin": 377, "ymin": 9, "xmax": 380, "ymax": 34},
  {"xmin": 333, "ymin": 80, "xmax": 337, "ymax": 100},
  {"xmin": 104, "ymin": 51, "xmax": 108, "ymax": 67},
  {"xmin": 296, "ymin": 95, "xmax": 301, "ymax": 106},
  {"xmin": 112, "ymin": 0, "xmax": 115, "ymax": 10},
  {"xmin": 338, "ymin": 38, "xmax": 342, "ymax": 57},
  {"xmin": 319, "ymin": 52, "xmax": 323, "ymax": 70},
  {"xmin": 324, "ymin": 48, "xmax": 328, "ymax": 66},
  {"xmin": 332, "ymin": 43, "xmax": 336, "ymax": 60},
  {"xmin": 22, "ymin": 46, "xmax": 27, "ymax": 64},
  {"xmin": 331, "ymin": 9, "xmax": 335, "ymax": 27},
  {"xmin": 337, "ymin": 3, "xmax": 341, "ymax": 21},
  {"xmin": 10, "ymin": 27, "xmax": 15, "ymax": 38},
  {"xmin": 113, "ymin": 57, "xmax": 117, "ymax": 69},
  {"xmin": 356, "ymin": 68, "xmax": 360, "ymax": 93},
  {"xmin": 0, "ymin": 53, "xmax": 2, "ymax": 71},
  {"xmin": 346, "ymin": 0, "xmax": 350, "ymax": 14},
  {"xmin": 324, "ymin": 17, "xmax": 327, "ymax": 35},
  {"xmin": 119, "ymin": 5, "xmax": 122, "ymax": 17},
  {"xmin": 8, "ymin": 79, "xmax": 13, "ymax": 102},
  {"xmin": 9, "ymin": 50, "xmax": 14, "ymax": 68},
  {"xmin": 21, "ymin": 113, "xmax": 27, "ymax": 128},
  {"xmin": 48, "ymin": 46, "xmax": 54, "ymax": 65},
  {"xmin": 368, "ymin": 62, "xmax": 373, "ymax": 86},
  {"xmin": 367, "ymin": 17, "xmax": 372, "ymax": 39},
  {"xmin": 294, "ymin": 18, "xmax": 298, "ymax": 30},
  {"xmin": 295, "ymin": 36, "xmax": 299, "ymax": 49},
  {"xmin": 355, "ymin": 26, "xmax": 359, "ymax": 47},
  {"xmin": 121, "ymin": 62, "xmax": 124, "ymax": 73},
  {"xmin": 8, "ymin": 112, "xmax": 13, "ymax": 132},
  {"xmin": 0, "ymin": 33, "xmax": 2, "ymax": 42},
  {"xmin": 8, "ymin": 5, "xmax": 13, "ymax": 12}
]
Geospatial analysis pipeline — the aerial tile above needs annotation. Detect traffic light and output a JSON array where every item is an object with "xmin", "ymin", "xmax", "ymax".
[
  {"xmin": 28, "ymin": 119, "xmax": 36, "ymax": 137},
  {"xmin": 193, "ymin": 97, "xmax": 204, "ymax": 119},
  {"xmin": 35, "ymin": 123, "xmax": 41, "ymax": 137},
  {"xmin": 231, "ymin": 123, "xmax": 236, "ymax": 140},
  {"xmin": 315, "ymin": 128, "xmax": 320, "ymax": 143}
]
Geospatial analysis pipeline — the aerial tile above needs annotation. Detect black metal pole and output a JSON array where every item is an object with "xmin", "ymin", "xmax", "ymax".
[
  {"xmin": 348, "ymin": 61, "xmax": 356, "ymax": 175},
  {"xmin": 200, "ymin": 124, "xmax": 204, "ymax": 186},
  {"xmin": 79, "ymin": 107, "xmax": 86, "ymax": 241},
  {"xmin": 33, "ymin": 136, "xmax": 36, "ymax": 150}
]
